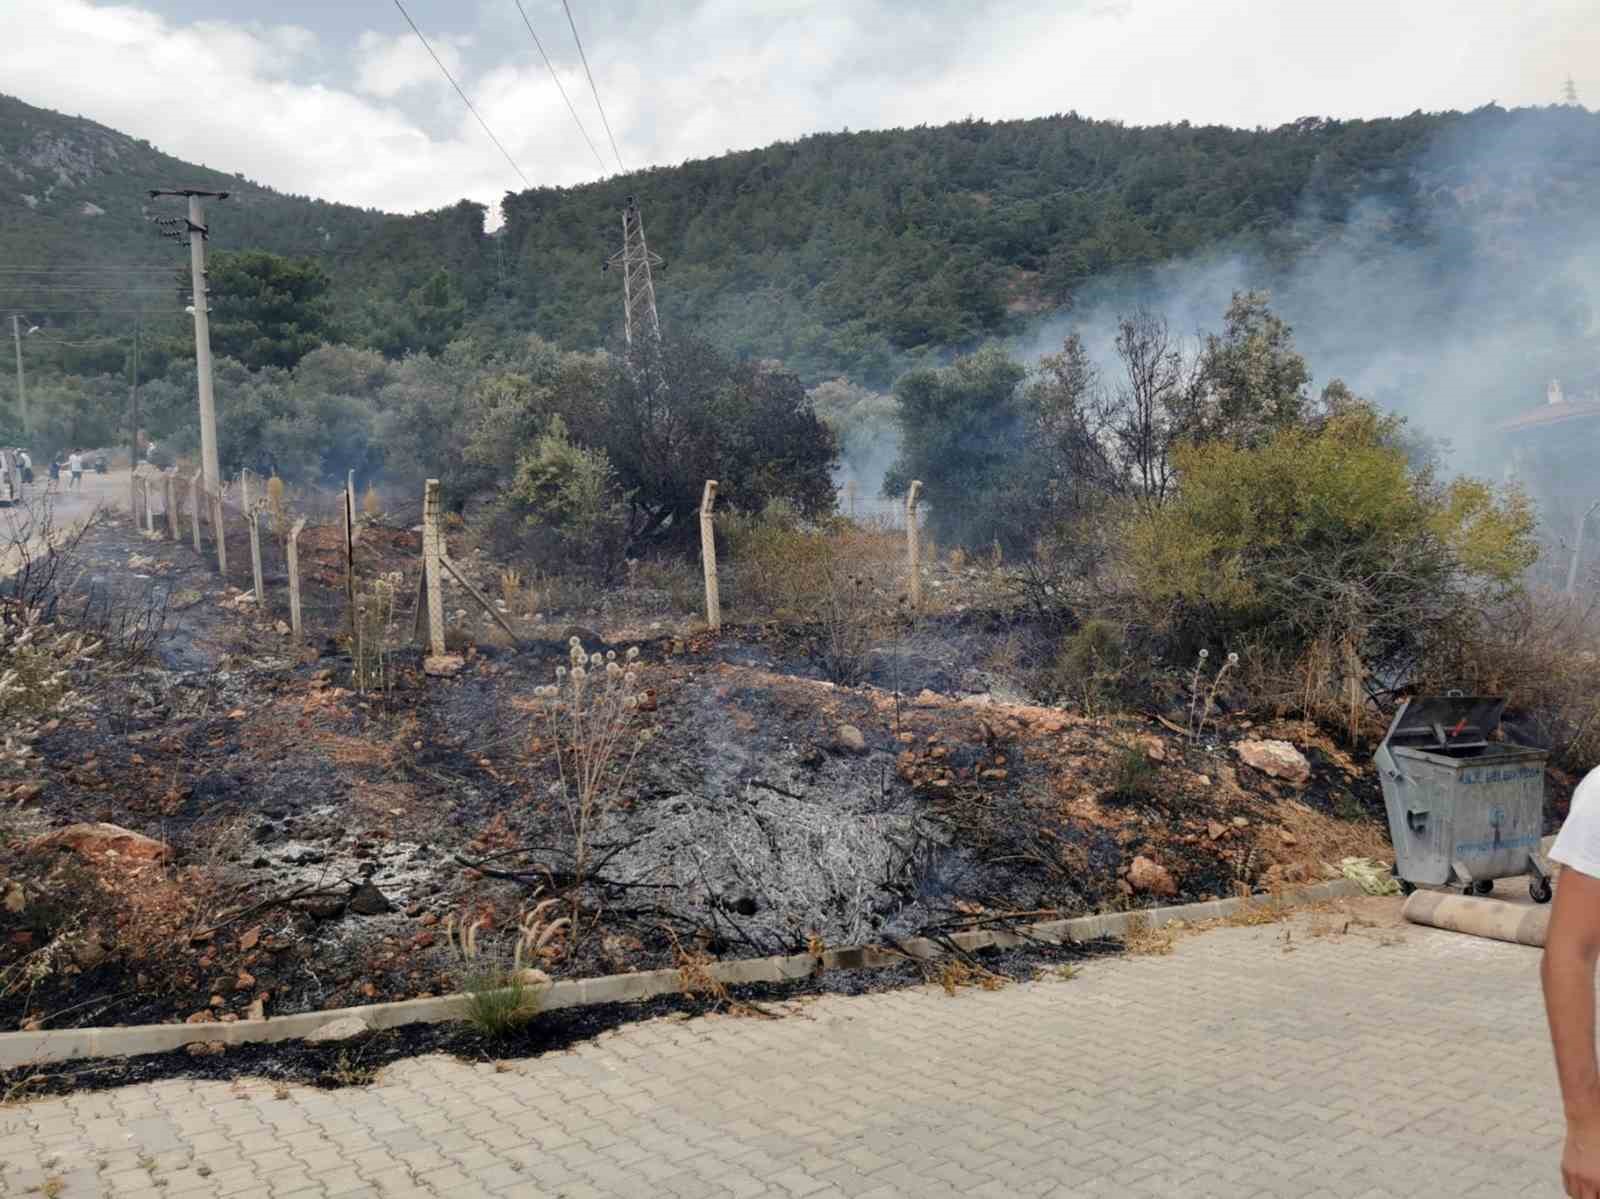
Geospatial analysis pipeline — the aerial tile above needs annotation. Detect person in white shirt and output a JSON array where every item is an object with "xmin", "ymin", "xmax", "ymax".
[
  {"xmin": 1543, "ymin": 769, "xmax": 1600, "ymax": 1197},
  {"xmin": 67, "ymin": 450, "xmax": 83, "ymax": 489}
]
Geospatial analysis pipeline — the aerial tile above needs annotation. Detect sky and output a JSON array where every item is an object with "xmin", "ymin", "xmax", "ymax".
[{"xmin": 1, "ymin": 0, "xmax": 1596, "ymax": 223}]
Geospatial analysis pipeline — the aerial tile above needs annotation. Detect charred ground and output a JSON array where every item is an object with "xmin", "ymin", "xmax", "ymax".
[{"xmin": 2, "ymin": 508, "xmax": 1400, "ymax": 1037}]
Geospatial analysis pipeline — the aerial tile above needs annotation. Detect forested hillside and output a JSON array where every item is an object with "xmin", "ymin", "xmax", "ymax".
[{"xmin": 5, "ymin": 94, "xmax": 1599, "ymax": 389}]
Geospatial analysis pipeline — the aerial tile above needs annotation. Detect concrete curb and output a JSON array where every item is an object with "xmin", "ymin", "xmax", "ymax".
[{"xmin": 0, "ymin": 879, "xmax": 1364, "ymax": 1069}]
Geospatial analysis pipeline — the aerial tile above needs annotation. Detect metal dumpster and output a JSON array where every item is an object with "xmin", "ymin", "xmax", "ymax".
[{"xmin": 1374, "ymin": 694, "xmax": 1552, "ymax": 902}]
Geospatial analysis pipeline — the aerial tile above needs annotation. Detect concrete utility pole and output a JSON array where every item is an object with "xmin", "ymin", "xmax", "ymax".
[
  {"xmin": 128, "ymin": 317, "xmax": 141, "ymax": 514},
  {"xmin": 603, "ymin": 195, "xmax": 664, "ymax": 346},
  {"xmin": 10, "ymin": 315, "xmax": 27, "ymax": 437},
  {"xmin": 1567, "ymin": 499, "xmax": 1600, "ymax": 596},
  {"xmin": 150, "ymin": 188, "xmax": 228, "ymax": 492}
]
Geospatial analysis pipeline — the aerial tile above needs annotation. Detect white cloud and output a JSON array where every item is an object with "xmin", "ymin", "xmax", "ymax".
[
  {"xmin": 354, "ymin": 29, "xmax": 468, "ymax": 100},
  {"xmin": 1, "ymin": 0, "xmax": 1596, "ymax": 228}
]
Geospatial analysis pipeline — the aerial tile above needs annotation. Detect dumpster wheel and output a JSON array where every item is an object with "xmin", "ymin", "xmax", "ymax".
[
  {"xmin": 1467, "ymin": 879, "xmax": 1495, "ymax": 897},
  {"xmin": 1531, "ymin": 876, "xmax": 1553, "ymax": 904}
]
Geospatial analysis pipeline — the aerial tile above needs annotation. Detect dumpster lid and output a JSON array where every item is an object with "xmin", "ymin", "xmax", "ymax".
[{"xmin": 1382, "ymin": 695, "xmax": 1506, "ymax": 751}]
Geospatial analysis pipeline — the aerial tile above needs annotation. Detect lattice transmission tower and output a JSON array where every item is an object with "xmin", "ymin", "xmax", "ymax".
[{"xmin": 603, "ymin": 195, "xmax": 665, "ymax": 346}]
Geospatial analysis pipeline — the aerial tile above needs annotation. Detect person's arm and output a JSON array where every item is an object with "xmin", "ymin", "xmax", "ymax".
[{"xmin": 1545, "ymin": 866, "xmax": 1600, "ymax": 1198}]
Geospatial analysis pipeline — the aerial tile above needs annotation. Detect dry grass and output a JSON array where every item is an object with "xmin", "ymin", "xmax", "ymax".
[
  {"xmin": 932, "ymin": 958, "xmax": 1009, "ymax": 995},
  {"xmin": 1121, "ymin": 914, "xmax": 1178, "ymax": 956}
]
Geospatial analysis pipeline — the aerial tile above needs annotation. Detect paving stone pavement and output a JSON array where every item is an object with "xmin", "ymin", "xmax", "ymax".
[{"xmin": 0, "ymin": 897, "xmax": 1568, "ymax": 1198}]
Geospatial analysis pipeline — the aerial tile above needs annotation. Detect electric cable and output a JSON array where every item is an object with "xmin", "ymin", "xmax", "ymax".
[
  {"xmin": 560, "ymin": 0, "xmax": 625, "ymax": 172},
  {"xmin": 512, "ymin": 0, "xmax": 607, "ymax": 174},
  {"xmin": 392, "ymin": 0, "xmax": 533, "ymax": 189}
]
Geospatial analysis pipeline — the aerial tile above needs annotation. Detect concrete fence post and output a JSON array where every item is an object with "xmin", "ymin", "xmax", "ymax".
[
  {"xmin": 906, "ymin": 479, "xmax": 923, "ymax": 611},
  {"xmin": 189, "ymin": 469, "xmax": 202, "ymax": 554},
  {"xmin": 142, "ymin": 477, "xmax": 155, "ymax": 535},
  {"xmin": 287, "ymin": 517, "xmax": 307, "ymax": 640},
  {"xmin": 210, "ymin": 490, "xmax": 227, "ymax": 576},
  {"xmin": 422, "ymin": 479, "xmax": 446, "ymax": 657},
  {"xmin": 700, "ymin": 480, "xmax": 721, "ymax": 632},
  {"xmin": 164, "ymin": 471, "xmax": 178, "ymax": 541},
  {"xmin": 248, "ymin": 503, "xmax": 265, "ymax": 606}
]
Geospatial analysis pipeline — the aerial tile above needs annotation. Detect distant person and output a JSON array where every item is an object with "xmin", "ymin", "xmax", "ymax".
[
  {"xmin": 47, "ymin": 457, "xmax": 59, "ymax": 485},
  {"xmin": 67, "ymin": 449, "xmax": 83, "ymax": 489},
  {"xmin": 15, "ymin": 449, "xmax": 31, "ymax": 485}
]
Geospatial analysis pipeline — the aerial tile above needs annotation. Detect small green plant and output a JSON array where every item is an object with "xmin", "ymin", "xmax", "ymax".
[
  {"xmin": 1052, "ymin": 619, "xmax": 1126, "ymax": 716},
  {"xmin": 1105, "ymin": 742, "xmax": 1158, "ymax": 804},
  {"xmin": 463, "ymin": 967, "xmax": 540, "ymax": 1038}
]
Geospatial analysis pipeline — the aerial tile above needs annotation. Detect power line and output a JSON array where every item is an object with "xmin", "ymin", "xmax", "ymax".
[
  {"xmin": 391, "ymin": 0, "xmax": 533, "ymax": 189},
  {"xmin": 511, "ymin": 0, "xmax": 607, "ymax": 175},
  {"xmin": 560, "ymin": 0, "xmax": 625, "ymax": 173}
]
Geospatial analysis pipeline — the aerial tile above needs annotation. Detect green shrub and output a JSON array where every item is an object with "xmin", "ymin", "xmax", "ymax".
[
  {"xmin": 1051, "ymin": 619, "xmax": 1127, "ymax": 714},
  {"xmin": 1104, "ymin": 743, "xmax": 1158, "ymax": 804},
  {"xmin": 504, "ymin": 416, "xmax": 633, "ymax": 582},
  {"xmin": 1122, "ymin": 402, "xmax": 1536, "ymax": 721}
]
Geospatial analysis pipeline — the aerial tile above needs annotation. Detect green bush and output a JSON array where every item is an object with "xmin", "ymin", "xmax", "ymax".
[
  {"xmin": 504, "ymin": 416, "xmax": 633, "ymax": 583},
  {"xmin": 1104, "ymin": 743, "xmax": 1159, "ymax": 804},
  {"xmin": 1050, "ymin": 619, "xmax": 1128, "ymax": 715},
  {"xmin": 1122, "ymin": 403, "xmax": 1536, "ymax": 700}
]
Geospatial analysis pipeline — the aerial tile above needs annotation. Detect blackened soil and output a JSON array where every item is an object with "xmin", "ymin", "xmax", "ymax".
[{"xmin": 0, "ymin": 938, "xmax": 1118, "ymax": 1098}]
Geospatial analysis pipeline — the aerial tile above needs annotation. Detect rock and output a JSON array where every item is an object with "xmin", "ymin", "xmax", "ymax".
[
  {"xmin": 29, "ymin": 822, "xmax": 171, "ymax": 864},
  {"xmin": 1127, "ymin": 855, "xmax": 1178, "ymax": 898},
  {"xmin": 423, "ymin": 654, "xmax": 465, "ymax": 678},
  {"xmin": 306, "ymin": 1016, "xmax": 370, "ymax": 1043},
  {"xmin": 1196, "ymin": 775, "xmax": 1211, "ymax": 787},
  {"xmin": 245, "ymin": 998, "xmax": 266, "ymax": 1021},
  {"xmin": 235, "ymin": 970, "xmax": 256, "ymax": 992},
  {"xmin": 834, "ymin": 724, "xmax": 868, "ymax": 755},
  {"xmin": 185, "ymin": 1041, "xmax": 226, "ymax": 1058},
  {"xmin": 348, "ymin": 882, "xmax": 393, "ymax": 916},
  {"xmin": 186, "ymin": 1010, "xmax": 218, "ymax": 1025},
  {"xmin": 419, "ymin": 912, "xmax": 438, "ymax": 927},
  {"xmin": 411, "ymin": 932, "xmax": 435, "ymax": 950},
  {"xmin": 9, "ymin": 782, "xmax": 43, "ymax": 805},
  {"xmin": 274, "ymin": 620, "xmax": 291, "ymax": 636},
  {"xmin": 1140, "ymin": 737, "xmax": 1166, "ymax": 763},
  {"xmin": 1278, "ymin": 828, "xmax": 1298, "ymax": 847},
  {"xmin": 238, "ymin": 927, "xmax": 261, "ymax": 952},
  {"xmin": 1206, "ymin": 820, "xmax": 1227, "ymax": 841},
  {"xmin": 292, "ymin": 895, "xmax": 347, "ymax": 921},
  {"xmin": 2, "ymin": 882, "xmax": 23, "ymax": 914},
  {"xmin": 914, "ymin": 689, "xmax": 943, "ymax": 708},
  {"xmin": 518, "ymin": 968, "xmax": 551, "ymax": 986},
  {"xmin": 1232, "ymin": 816, "xmax": 1250, "ymax": 828},
  {"xmin": 1235, "ymin": 739, "xmax": 1311, "ymax": 784}
]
